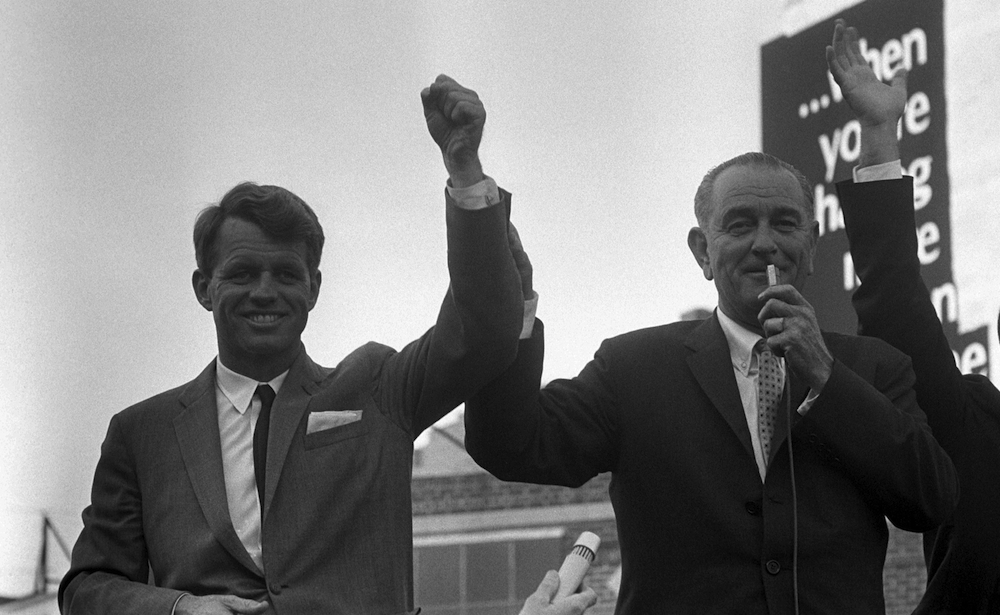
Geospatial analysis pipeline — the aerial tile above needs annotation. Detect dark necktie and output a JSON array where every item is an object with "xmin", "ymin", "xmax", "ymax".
[
  {"xmin": 253, "ymin": 384, "xmax": 275, "ymax": 513},
  {"xmin": 755, "ymin": 340, "xmax": 784, "ymax": 465}
]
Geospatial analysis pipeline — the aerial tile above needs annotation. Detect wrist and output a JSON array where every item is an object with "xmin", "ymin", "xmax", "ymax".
[
  {"xmin": 446, "ymin": 155, "xmax": 484, "ymax": 188},
  {"xmin": 858, "ymin": 122, "xmax": 901, "ymax": 168}
]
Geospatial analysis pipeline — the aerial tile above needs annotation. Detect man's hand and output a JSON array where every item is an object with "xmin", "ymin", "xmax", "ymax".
[
  {"xmin": 757, "ymin": 285, "xmax": 834, "ymax": 392},
  {"xmin": 826, "ymin": 19, "xmax": 908, "ymax": 167},
  {"xmin": 421, "ymin": 74, "xmax": 486, "ymax": 188},
  {"xmin": 518, "ymin": 570, "xmax": 598, "ymax": 615},
  {"xmin": 508, "ymin": 222, "xmax": 534, "ymax": 300},
  {"xmin": 175, "ymin": 594, "xmax": 269, "ymax": 615}
]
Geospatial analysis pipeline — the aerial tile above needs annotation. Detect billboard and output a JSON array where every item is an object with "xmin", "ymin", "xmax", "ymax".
[{"xmin": 761, "ymin": 0, "xmax": 990, "ymax": 375}]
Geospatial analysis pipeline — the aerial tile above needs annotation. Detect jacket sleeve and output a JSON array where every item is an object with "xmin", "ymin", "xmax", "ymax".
[
  {"xmin": 464, "ymin": 320, "xmax": 619, "ymax": 488},
  {"xmin": 838, "ymin": 177, "xmax": 969, "ymax": 454},
  {"xmin": 59, "ymin": 415, "xmax": 186, "ymax": 614},
  {"xmin": 374, "ymin": 188, "xmax": 524, "ymax": 437},
  {"xmin": 798, "ymin": 339, "xmax": 959, "ymax": 532}
]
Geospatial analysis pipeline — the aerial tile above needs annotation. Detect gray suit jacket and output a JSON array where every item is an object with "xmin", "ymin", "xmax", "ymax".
[{"xmin": 60, "ymin": 193, "xmax": 523, "ymax": 614}]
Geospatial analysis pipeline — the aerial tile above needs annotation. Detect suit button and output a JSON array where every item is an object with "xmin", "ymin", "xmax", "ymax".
[
  {"xmin": 766, "ymin": 560, "xmax": 781, "ymax": 575},
  {"xmin": 269, "ymin": 582, "xmax": 282, "ymax": 595},
  {"xmin": 745, "ymin": 501, "xmax": 760, "ymax": 515}
]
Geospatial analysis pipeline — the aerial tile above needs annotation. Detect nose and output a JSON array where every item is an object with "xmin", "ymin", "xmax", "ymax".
[
  {"xmin": 750, "ymin": 223, "xmax": 779, "ymax": 256},
  {"xmin": 249, "ymin": 273, "xmax": 279, "ymax": 302}
]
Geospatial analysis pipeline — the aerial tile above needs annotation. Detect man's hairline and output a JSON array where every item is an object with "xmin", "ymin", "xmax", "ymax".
[
  {"xmin": 198, "ymin": 212, "xmax": 321, "ymax": 277},
  {"xmin": 698, "ymin": 162, "xmax": 814, "ymax": 230}
]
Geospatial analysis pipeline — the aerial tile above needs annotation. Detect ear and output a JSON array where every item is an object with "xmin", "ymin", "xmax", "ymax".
[
  {"xmin": 307, "ymin": 270, "xmax": 322, "ymax": 310},
  {"xmin": 192, "ymin": 270, "xmax": 213, "ymax": 311},
  {"xmin": 687, "ymin": 227, "xmax": 714, "ymax": 281}
]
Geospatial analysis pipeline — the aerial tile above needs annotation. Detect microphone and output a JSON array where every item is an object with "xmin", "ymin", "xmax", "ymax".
[
  {"xmin": 767, "ymin": 263, "xmax": 779, "ymax": 287},
  {"xmin": 555, "ymin": 531, "xmax": 601, "ymax": 599}
]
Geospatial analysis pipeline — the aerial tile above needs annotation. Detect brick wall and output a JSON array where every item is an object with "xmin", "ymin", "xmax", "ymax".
[{"xmin": 412, "ymin": 471, "xmax": 928, "ymax": 612}]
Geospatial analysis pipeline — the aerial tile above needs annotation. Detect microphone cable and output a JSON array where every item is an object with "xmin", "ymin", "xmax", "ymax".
[{"xmin": 785, "ymin": 369, "xmax": 800, "ymax": 615}]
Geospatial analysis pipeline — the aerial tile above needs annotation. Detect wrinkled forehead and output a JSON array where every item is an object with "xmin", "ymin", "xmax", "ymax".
[
  {"xmin": 214, "ymin": 218, "xmax": 311, "ymax": 267},
  {"xmin": 711, "ymin": 165, "xmax": 810, "ymax": 219}
]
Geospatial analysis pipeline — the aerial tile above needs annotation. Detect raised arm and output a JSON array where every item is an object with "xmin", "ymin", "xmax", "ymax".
[
  {"xmin": 375, "ymin": 75, "xmax": 523, "ymax": 435},
  {"xmin": 831, "ymin": 19, "xmax": 968, "ymax": 452}
]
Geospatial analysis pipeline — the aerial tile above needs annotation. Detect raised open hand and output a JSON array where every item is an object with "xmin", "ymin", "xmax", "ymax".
[{"xmin": 826, "ymin": 19, "xmax": 907, "ymax": 128}]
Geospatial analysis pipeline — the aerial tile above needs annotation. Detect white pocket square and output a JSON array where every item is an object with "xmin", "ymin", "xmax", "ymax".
[{"xmin": 307, "ymin": 410, "xmax": 363, "ymax": 434}]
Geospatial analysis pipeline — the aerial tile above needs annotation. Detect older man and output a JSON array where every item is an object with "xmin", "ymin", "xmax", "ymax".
[
  {"xmin": 60, "ymin": 75, "xmax": 526, "ymax": 615},
  {"xmin": 465, "ymin": 148, "xmax": 959, "ymax": 612}
]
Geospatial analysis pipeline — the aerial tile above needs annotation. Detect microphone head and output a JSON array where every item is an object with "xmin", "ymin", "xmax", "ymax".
[{"xmin": 572, "ymin": 531, "xmax": 601, "ymax": 561}]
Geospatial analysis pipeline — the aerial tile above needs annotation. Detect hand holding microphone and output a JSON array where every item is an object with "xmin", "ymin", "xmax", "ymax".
[
  {"xmin": 757, "ymin": 264, "xmax": 834, "ymax": 392},
  {"xmin": 520, "ymin": 532, "xmax": 600, "ymax": 615},
  {"xmin": 555, "ymin": 531, "xmax": 601, "ymax": 598}
]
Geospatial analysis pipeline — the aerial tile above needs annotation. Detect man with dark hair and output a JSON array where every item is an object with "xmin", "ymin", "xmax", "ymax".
[
  {"xmin": 59, "ymin": 75, "xmax": 528, "ymax": 615},
  {"xmin": 464, "ymin": 146, "xmax": 959, "ymax": 611},
  {"xmin": 830, "ymin": 20, "xmax": 1000, "ymax": 612}
]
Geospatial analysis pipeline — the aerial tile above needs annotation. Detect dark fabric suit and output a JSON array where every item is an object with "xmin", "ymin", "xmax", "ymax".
[
  {"xmin": 59, "ymin": 194, "xmax": 524, "ymax": 615},
  {"xmin": 465, "ymin": 314, "xmax": 958, "ymax": 614},
  {"xmin": 840, "ymin": 177, "xmax": 1000, "ymax": 614}
]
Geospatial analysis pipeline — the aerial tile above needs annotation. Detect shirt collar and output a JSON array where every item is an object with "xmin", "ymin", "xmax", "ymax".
[
  {"xmin": 716, "ymin": 308, "xmax": 765, "ymax": 377},
  {"xmin": 215, "ymin": 358, "xmax": 289, "ymax": 415}
]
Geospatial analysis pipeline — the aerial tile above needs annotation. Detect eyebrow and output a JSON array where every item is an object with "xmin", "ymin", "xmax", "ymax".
[{"xmin": 720, "ymin": 205, "xmax": 804, "ymax": 223}]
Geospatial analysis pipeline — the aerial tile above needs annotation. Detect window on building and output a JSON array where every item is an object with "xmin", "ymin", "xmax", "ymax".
[{"xmin": 414, "ymin": 528, "xmax": 564, "ymax": 615}]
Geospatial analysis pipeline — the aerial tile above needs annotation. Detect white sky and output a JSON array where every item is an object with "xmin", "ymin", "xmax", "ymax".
[{"xmin": 2, "ymin": 0, "xmax": 997, "ymax": 596}]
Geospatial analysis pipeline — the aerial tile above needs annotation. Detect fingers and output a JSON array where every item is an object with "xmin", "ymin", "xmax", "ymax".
[
  {"xmin": 828, "ymin": 20, "xmax": 863, "ymax": 75},
  {"xmin": 520, "ymin": 572, "xmax": 597, "ymax": 615},
  {"xmin": 219, "ymin": 595, "xmax": 269, "ymax": 614},
  {"xmin": 827, "ymin": 20, "xmax": 847, "ymax": 75},
  {"xmin": 564, "ymin": 586, "xmax": 599, "ymax": 613},
  {"xmin": 422, "ymin": 74, "xmax": 485, "ymax": 126},
  {"xmin": 537, "ymin": 569, "xmax": 561, "ymax": 599},
  {"xmin": 518, "ymin": 571, "xmax": 559, "ymax": 615},
  {"xmin": 760, "ymin": 316, "xmax": 785, "ymax": 340},
  {"xmin": 508, "ymin": 221, "xmax": 534, "ymax": 297}
]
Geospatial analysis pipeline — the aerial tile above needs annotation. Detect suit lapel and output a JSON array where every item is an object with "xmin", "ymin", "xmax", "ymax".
[
  {"xmin": 173, "ymin": 361, "xmax": 262, "ymax": 576},
  {"xmin": 685, "ymin": 315, "xmax": 755, "ymax": 461},
  {"xmin": 262, "ymin": 349, "xmax": 325, "ymax": 522}
]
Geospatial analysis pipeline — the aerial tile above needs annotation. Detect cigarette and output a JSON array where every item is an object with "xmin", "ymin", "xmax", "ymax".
[{"xmin": 767, "ymin": 264, "xmax": 778, "ymax": 287}]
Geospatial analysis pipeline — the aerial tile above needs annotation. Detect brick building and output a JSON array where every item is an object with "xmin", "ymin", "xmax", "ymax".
[{"xmin": 410, "ymin": 411, "xmax": 927, "ymax": 614}]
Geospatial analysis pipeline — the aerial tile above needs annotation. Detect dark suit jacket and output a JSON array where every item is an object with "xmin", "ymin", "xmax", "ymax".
[
  {"xmin": 59, "ymin": 193, "xmax": 524, "ymax": 615},
  {"xmin": 840, "ymin": 177, "xmax": 1000, "ymax": 614},
  {"xmin": 466, "ymin": 314, "xmax": 958, "ymax": 614}
]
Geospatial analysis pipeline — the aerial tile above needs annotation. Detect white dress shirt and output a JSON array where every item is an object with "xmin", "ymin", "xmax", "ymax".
[{"xmin": 215, "ymin": 360, "xmax": 288, "ymax": 572}]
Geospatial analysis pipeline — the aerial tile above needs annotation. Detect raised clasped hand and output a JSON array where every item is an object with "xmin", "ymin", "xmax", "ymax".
[{"xmin": 421, "ymin": 74, "xmax": 486, "ymax": 187}]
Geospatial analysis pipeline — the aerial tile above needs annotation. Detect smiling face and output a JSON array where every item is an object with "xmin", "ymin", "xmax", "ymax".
[
  {"xmin": 688, "ymin": 164, "xmax": 819, "ymax": 331},
  {"xmin": 193, "ymin": 217, "xmax": 321, "ymax": 380}
]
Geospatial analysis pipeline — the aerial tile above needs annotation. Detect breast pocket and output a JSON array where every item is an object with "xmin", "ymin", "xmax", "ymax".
[{"xmin": 303, "ymin": 410, "xmax": 371, "ymax": 449}]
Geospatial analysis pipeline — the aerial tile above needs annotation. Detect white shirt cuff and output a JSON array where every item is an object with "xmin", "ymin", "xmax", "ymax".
[
  {"xmin": 853, "ymin": 160, "xmax": 903, "ymax": 183},
  {"xmin": 446, "ymin": 176, "xmax": 501, "ymax": 210},
  {"xmin": 520, "ymin": 292, "xmax": 538, "ymax": 339},
  {"xmin": 797, "ymin": 388, "xmax": 820, "ymax": 416}
]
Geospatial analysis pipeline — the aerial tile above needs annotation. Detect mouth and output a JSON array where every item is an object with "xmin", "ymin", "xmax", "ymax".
[{"xmin": 244, "ymin": 313, "xmax": 284, "ymax": 325}]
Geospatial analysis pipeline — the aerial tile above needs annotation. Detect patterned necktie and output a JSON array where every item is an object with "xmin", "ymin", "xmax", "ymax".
[
  {"xmin": 253, "ymin": 384, "xmax": 275, "ymax": 513},
  {"xmin": 755, "ymin": 340, "xmax": 784, "ymax": 465}
]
